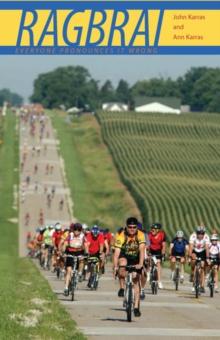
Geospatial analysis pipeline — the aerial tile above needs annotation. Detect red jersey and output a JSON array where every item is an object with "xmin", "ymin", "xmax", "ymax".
[
  {"xmin": 148, "ymin": 230, "xmax": 166, "ymax": 251},
  {"xmin": 86, "ymin": 232, "xmax": 104, "ymax": 255},
  {"xmin": 52, "ymin": 231, "xmax": 63, "ymax": 248},
  {"xmin": 104, "ymin": 232, "xmax": 112, "ymax": 246}
]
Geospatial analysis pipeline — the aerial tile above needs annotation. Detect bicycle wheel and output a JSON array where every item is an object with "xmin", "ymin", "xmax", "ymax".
[
  {"xmin": 70, "ymin": 273, "xmax": 76, "ymax": 301},
  {"xmin": 126, "ymin": 283, "xmax": 133, "ymax": 322},
  {"xmin": 195, "ymin": 268, "xmax": 200, "ymax": 298},
  {"xmin": 209, "ymin": 270, "xmax": 214, "ymax": 298},
  {"xmin": 94, "ymin": 274, "xmax": 99, "ymax": 290},
  {"xmin": 175, "ymin": 268, "xmax": 179, "ymax": 291},
  {"xmin": 151, "ymin": 268, "xmax": 158, "ymax": 295},
  {"xmin": 56, "ymin": 267, "xmax": 60, "ymax": 279}
]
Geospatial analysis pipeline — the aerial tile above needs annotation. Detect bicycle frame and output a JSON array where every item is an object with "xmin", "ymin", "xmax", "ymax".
[
  {"xmin": 66, "ymin": 255, "xmax": 80, "ymax": 301},
  {"xmin": 87, "ymin": 256, "xmax": 100, "ymax": 290},
  {"xmin": 208, "ymin": 258, "xmax": 218, "ymax": 298},
  {"xmin": 121, "ymin": 265, "xmax": 136, "ymax": 322},
  {"xmin": 149, "ymin": 255, "xmax": 158, "ymax": 295},
  {"xmin": 194, "ymin": 257, "xmax": 202, "ymax": 298},
  {"xmin": 173, "ymin": 256, "xmax": 181, "ymax": 291}
]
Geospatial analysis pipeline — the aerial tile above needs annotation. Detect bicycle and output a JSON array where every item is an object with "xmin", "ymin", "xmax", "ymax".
[
  {"xmin": 87, "ymin": 256, "xmax": 100, "ymax": 290},
  {"xmin": 173, "ymin": 256, "xmax": 181, "ymax": 291},
  {"xmin": 121, "ymin": 265, "xmax": 138, "ymax": 322},
  {"xmin": 207, "ymin": 257, "xmax": 218, "ymax": 298},
  {"xmin": 67, "ymin": 255, "xmax": 80, "ymax": 301},
  {"xmin": 149, "ymin": 255, "xmax": 159, "ymax": 295},
  {"xmin": 193, "ymin": 257, "xmax": 202, "ymax": 298}
]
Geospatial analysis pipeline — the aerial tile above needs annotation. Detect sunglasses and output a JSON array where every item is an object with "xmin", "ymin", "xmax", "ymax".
[{"xmin": 127, "ymin": 225, "xmax": 137, "ymax": 229}]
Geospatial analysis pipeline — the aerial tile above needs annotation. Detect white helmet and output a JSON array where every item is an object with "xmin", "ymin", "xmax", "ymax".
[
  {"xmin": 82, "ymin": 223, "xmax": 88, "ymax": 230},
  {"xmin": 176, "ymin": 230, "xmax": 184, "ymax": 238},
  {"xmin": 211, "ymin": 234, "xmax": 219, "ymax": 241},
  {"xmin": 55, "ymin": 223, "xmax": 62, "ymax": 231}
]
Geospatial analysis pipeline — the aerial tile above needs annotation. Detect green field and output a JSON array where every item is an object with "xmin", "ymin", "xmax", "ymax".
[
  {"xmin": 0, "ymin": 111, "xmax": 85, "ymax": 339},
  {"xmin": 97, "ymin": 111, "xmax": 220, "ymax": 238},
  {"xmin": 50, "ymin": 110, "xmax": 140, "ymax": 229}
]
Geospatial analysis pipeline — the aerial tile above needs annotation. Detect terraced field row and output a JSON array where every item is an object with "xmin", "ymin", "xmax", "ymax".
[{"xmin": 97, "ymin": 111, "xmax": 220, "ymax": 239}]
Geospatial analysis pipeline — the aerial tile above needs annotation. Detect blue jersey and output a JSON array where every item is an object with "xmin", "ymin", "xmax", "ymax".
[{"xmin": 172, "ymin": 238, "xmax": 188, "ymax": 254}]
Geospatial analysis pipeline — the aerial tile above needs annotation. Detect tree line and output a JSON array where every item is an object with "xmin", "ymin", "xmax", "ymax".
[
  {"xmin": 0, "ymin": 88, "xmax": 23, "ymax": 107},
  {"xmin": 30, "ymin": 66, "xmax": 220, "ymax": 113}
]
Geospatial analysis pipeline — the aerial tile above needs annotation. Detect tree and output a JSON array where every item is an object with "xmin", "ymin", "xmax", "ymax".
[
  {"xmin": 116, "ymin": 79, "xmax": 131, "ymax": 103},
  {"xmin": 131, "ymin": 77, "xmax": 180, "ymax": 98},
  {"xmin": 30, "ymin": 66, "xmax": 99, "ymax": 110},
  {"xmin": 99, "ymin": 80, "xmax": 115, "ymax": 103},
  {"xmin": 0, "ymin": 88, "xmax": 23, "ymax": 106}
]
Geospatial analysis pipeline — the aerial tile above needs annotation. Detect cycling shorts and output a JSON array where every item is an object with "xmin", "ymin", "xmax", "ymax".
[
  {"xmin": 149, "ymin": 249, "xmax": 162, "ymax": 260},
  {"xmin": 65, "ymin": 250, "xmax": 84, "ymax": 268},
  {"xmin": 192, "ymin": 250, "xmax": 206, "ymax": 261},
  {"xmin": 171, "ymin": 250, "xmax": 185, "ymax": 257}
]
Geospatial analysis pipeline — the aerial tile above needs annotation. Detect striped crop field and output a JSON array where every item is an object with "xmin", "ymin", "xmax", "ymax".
[{"xmin": 97, "ymin": 111, "xmax": 220, "ymax": 238}]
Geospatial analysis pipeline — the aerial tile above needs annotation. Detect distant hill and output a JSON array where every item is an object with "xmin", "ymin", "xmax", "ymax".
[{"xmin": 97, "ymin": 111, "xmax": 220, "ymax": 238}]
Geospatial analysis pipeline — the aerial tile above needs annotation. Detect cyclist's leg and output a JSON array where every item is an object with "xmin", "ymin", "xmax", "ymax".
[
  {"xmin": 118, "ymin": 257, "xmax": 127, "ymax": 294},
  {"xmin": 157, "ymin": 260, "xmax": 162, "ymax": 282},
  {"xmin": 132, "ymin": 271, "xmax": 141, "ymax": 309},
  {"xmin": 170, "ymin": 256, "xmax": 176, "ymax": 279},
  {"xmin": 214, "ymin": 265, "xmax": 219, "ymax": 290},
  {"xmin": 200, "ymin": 261, "xmax": 205, "ymax": 288},
  {"xmin": 180, "ymin": 256, "xmax": 185, "ymax": 277}
]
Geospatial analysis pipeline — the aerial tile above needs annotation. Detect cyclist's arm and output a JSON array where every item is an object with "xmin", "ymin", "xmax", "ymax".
[
  {"xmin": 162, "ymin": 241, "xmax": 166, "ymax": 255},
  {"xmin": 113, "ymin": 247, "xmax": 121, "ymax": 269},
  {"xmin": 104, "ymin": 239, "xmax": 109, "ymax": 255},
  {"xmin": 138, "ymin": 243, "xmax": 145, "ymax": 267},
  {"xmin": 169, "ymin": 243, "xmax": 174, "ymax": 256},
  {"xmin": 188, "ymin": 242, "xmax": 193, "ymax": 258},
  {"xmin": 205, "ymin": 242, "xmax": 209, "ymax": 259}
]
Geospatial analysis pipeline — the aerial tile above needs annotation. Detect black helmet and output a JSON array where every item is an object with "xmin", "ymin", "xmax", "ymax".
[
  {"xmin": 151, "ymin": 223, "xmax": 162, "ymax": 230},
  {"xmin": 126, "ymin": 217, "xmax": 138, "ymax": 226}
]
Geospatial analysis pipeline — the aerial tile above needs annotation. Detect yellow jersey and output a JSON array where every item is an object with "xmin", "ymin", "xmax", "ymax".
[{"xmin": 114, "ymin": 230, "xmax": 145, "ymax": 258}]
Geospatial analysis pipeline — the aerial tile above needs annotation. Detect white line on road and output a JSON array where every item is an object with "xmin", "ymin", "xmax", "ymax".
[{"xmin": 79, "ymin": 327, "xmax": 220, "ymax": 337}]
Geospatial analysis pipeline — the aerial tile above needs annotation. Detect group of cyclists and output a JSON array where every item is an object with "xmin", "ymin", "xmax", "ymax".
[{"xmin": 28, "ymin": 216, "xmax": 220, "ymax": 318}]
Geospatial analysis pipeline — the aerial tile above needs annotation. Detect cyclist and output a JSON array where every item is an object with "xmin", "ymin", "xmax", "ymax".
[
  {"xmin": 189, "ymin": 226, "xmax": 210, "ymax": 293},
  {"xmin": 42, "ymin": 224, "xmax": 55, "ymax": 269},
  {"xmin": 148, "ymin": 223, "xmax": 166, "ymax": 289},
  {"xmin": 207, "ymin": 234, "xmax": 220, "ymax": 293},
  {"xmin": 52, "ymin": 223, "xmax": 64, "ymax": 271},
  {"xmin": 62, "ymin": 223, "xmax": 88, "ymax": 296},
  {"xmin": 169, "ymin": 230, "xmax": 189, "ymax": 283},
  {"xmin": 113, "ymin": 217, "xmax": 146, "ymax": 317},
  {"xmin": 86, "ymin": 226, "xmax": 105, "ymax": 285}
]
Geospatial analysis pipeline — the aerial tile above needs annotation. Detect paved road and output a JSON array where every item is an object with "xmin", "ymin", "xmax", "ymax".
[
  {"xmin": 19, "ymin": 114, "xmax": 73, "ymax": 256},
  {"xmin": 19, "ymin": 113, "xmax": 220, "ymax": 339}
]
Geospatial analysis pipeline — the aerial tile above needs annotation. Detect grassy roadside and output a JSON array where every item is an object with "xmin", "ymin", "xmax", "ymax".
[
  {"xmin": 0, "ymin": 111, "xmax": 85, "ymax": 339},
  {"xmin": 50, "ymin": 110, "xmax": 141, "ymax": 229}
]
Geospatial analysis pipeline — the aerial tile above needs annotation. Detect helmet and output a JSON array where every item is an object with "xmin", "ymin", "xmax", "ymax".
[
  {"xmin": 126, "ymin": 217, "xmax": 138, "ymax": 226},
  {"xmin": 82, "ymin": 223, "xmax": 88, "ymax": 231},
  {"xmin": 176, "ymin": 230, "xmax": 184, "ymax": 238},
  {"xmin": 196, "ymin": 226, "xmax": 205, "ymax": 234},
  {"xmin": 211, "ymin": 234, "xmax": 219, "ymax": 241},
  {"xmin": 55, "ymin": 223, "xmax": 62, "ymax": 231},
  {"xmin": 151, "ymin": 223, "xmax": 162, "ymax": 230},
  {"xmin": 137, "ymin": 222, "xmax": 143, "ymax": 231},
  {"xmin": 69, "ymin": 223, "xmax": 75, "ymax": 231},
  {"xmin": 48, "ymin": 224, "xmax": 54, "ymax": 229},
  {"xmin": 73, "ymin": 222, "xmax": 82, "ymax": 231},
  {"xmin": 91, "ymin": 225, "xmax": 100, "ymax": 237}
]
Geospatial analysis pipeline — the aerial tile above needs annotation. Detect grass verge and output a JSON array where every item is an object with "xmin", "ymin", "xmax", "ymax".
[
  {"xmin": 0, "ymin": 111, "xmax": 85, "ymax": 339},
  {"xmin": 50, "ymin": 110, "xmax": 141, "ymax": 229}
]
